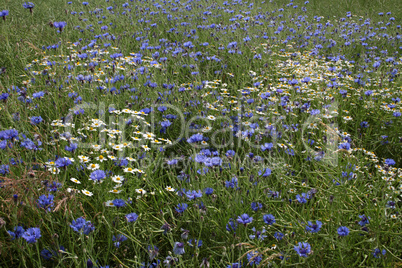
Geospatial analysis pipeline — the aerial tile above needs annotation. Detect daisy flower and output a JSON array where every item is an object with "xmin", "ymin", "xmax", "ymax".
[
  {"xmin": 48, "ymin": 167, "xmax": 60, "ymax": 174},
  {"xmin": 96, "ymin": 155, "xmax": 107, "ymax": 162},
  {"xmin": 124, "ymin": 167, "xmax": 135, "ymax": 173},
  {"xmin": 125, "ymin": 157, "xmax": 137, "ymax": 162},
  {"xmin": 108, "ymin": 155, "xmax": 117, "ymax": 161},
  {"xmin": 91, "ymin": 144, "xmax": 102, "ymax": 151},
  {"xmin": 109, "ymin": 189, "xmax": 122, "ymax": 194},
  {"xmin": 143, "ymin": 132, "xmax": 155, "ymax": 140},
  {"xmin": 104, "ymin": 200, "xmax": 115, "ymax": 207},
  {"xmin": 82, "ymin": 189, "xmax": 93, "ymax": 196},
  {"xmin": 141, "ymin": 145, "xmax": 151, "ymax": 151},
  {"xmin": 112, "ymin": 175, "xmax": 125, "ymax": 183},
  {"xmin": 112, "ymin": 144, "xmax": 123, "ymax": 151},
  {"xmin": 70, "ymin": 178, "xmax": 81, "ymax": 184},
  {"xmin": 87, "ymin": 163, "xmax": 100, "ymax": 171},
  {"xmin": 207, "ymin": 115, "xmax": 216, "ymax": 120},
  {"xmin": 134, "ymin": 168, "xmax": 145, "ymax": 173},
  {"xmin": 165, "ymin": 186, "xmax": 175, "ymax": 192},
  {"xmin": 132, "ymin": 136, "xmax": 141, "ymax": 141},
  {"xmin": 136, "ymin": 188, "xmax": 147, "ymax": 195}
]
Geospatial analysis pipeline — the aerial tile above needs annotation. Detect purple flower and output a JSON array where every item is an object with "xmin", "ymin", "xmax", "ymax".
[
  {"xmin": 358, "ymin": 215, "xmax": 370, "ymax": 226},
  {"xmin": 37, "ymin": 194, "xmax": 54, "ymax": 212},
  {"xmin": 22, "ymin": 227, "xmax": 41, "ymax": 243},
  {"xmin": 296, "ymin": 193, "xmax": 310, "ymax": 203},
  {"xmin": 55, "ymin": 157, "xmax": 72, "ymax": 168},
  {"xmin": 173, "ymin": 242, "xmax": 185, "ymax": 255},
  {"xmin": 7, "ymin": 226, "xmax": 25, "ymax": 240},
  {"xmin": 53, "ymin": 21, "xmax": 67, "ymax": 32},
  {"xmin": 113, "ymin": 199, "xmax": 126, "ymax": 208},
  {"xmin": 261, "ymin": 143, "xmax": 273, "ymax": 151},
  {"xmin": 175, "ymin": 203, "xmax": 188, "ymax": 213},
  {"xmin": 89, "ymin": 170, "xmax": 106, "ymax": 182},
  {"xmin": 337, "ymin": 226, "xmax": 349, "ymax": 236},
  {"xmin": 125, "ymin": 213, "xmax": 138, "ymax": 223},
  {"xmin": 30, "ymin": 116, "xmax": 43, "ymax": 125},
  {"xmin": 70, "ymin": 217, "xmax": 95, "ymax": 235},
  {"xmin": 237, "ymin": 214, "xmax": 253, "ymax": 225},
  {"xmin": 294, "ymin": 242, "xmax": 311, "ymax": 257},
  {"xmin": 384, "ymin": 159, "xmax": 395, "ymax": 166},
  {"xmin": 0, "ymin": 10, "xmax": 9, "ymax": 20},
  {"xmin": 263, "ymin": 214, "xmax": 276, "ymax": 225},
  {"xmin": 187, "ymin": 133, "xmax": 204, "ymax": 143},
  {"xmin": 258, "ymin": 168, "xmax": 271, "ymax": 177},
  {"xmin": 112, "ymin": 234, "xmax": 128, "ymax": 248},
  {"xmin": 372, "ymin": 248, "xmax": 386, "ymax": 258},
  {"xmin": 306, "ymin": 220, "xmax": 322, "ymax": 233}
]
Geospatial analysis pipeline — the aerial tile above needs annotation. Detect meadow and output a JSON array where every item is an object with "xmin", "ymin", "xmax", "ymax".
[{"xmin": 0, "ymin": 0, "xmax": 401, "ymax": 267}]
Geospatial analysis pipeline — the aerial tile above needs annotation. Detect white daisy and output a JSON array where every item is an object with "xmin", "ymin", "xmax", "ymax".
[
  {"xmin": 109, "ymin": 189, "xmax": 122, "ymax": 194},
  {"xmin": 136, "ymin": 188, "xmax": 147, "ymax": 195},
  {"xmin": 165, "ymin": 186, "xmax": 175, "ymax": 192},
  {"xmin": 87, "ymin": 163, "xmax": 100, "ymax": 171},
  {"xmin": 112, "ymin": 175, "xmax": 125, "ymax": 183},
  {"xmin": 70, "ymin": 178, "xmax": 81, "ymax": 184},
  {"xmin": 82, "ymin": 189, "xmax": 93, "ymax": 196}
]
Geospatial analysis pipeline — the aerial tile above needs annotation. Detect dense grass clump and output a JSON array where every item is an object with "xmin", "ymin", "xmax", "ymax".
[{"xmin": 0, "ymin": 0, "xmax": 400, "ymax": 267}]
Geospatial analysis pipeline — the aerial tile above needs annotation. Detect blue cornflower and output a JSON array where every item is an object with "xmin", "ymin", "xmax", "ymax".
[
  {"xmin": 310, "ymin": 109, "xmax": 320, "ymax": 116},
  {"xmin": 225, "ymin": 177, "xmax": 238, "ymax": 189},
  {"xmin": 161, "ymin": 120, "xmax": 172, "ymax": 128},
  {"xmin": 261, "ymin": 143, "xmax": 273, "ymax": 151},
  {"xmin": 0, "ymin": 10, "xmax": 9, "ymax": 20},
  {"xmin": 384, "ymin": 159, "xmax": 395, "ymax": 166},
  {"xmin": 55, "ymin": 157, "xmax": 72, "ymax": 168},
  {"xmin": 37, "ymin": 194, "xmax": 54, "ymax": 212},
  {"xmin": 7, "ymin": 226, "xmax": 25, "ymax": 240},
  {"xmin": 30, "ymin": 116, "xmax": 43, "ymax": 125},
  {"xmin": 204, "ymin": 187, "xmax": 214, "ymax": 195},
  {"xmin": 249, "ymin": 227, "xmax": 267, "ymax": 241},
  {"xmin": 337, "ymin": 226, "xmax": 349, "ymax": 236},
  {"xmin": 157, "ymin": 106, "xmax": 167, "ymax": 113},
  {"xmin": 372, "ymin": 248, "xmax": 386, "ymax": 258},
  {"xmin": 237, "ymin": 214, "xmax": 253, "ymax": 226},
  {"xmin": 70, "ymin": 217, "xmax": 95, "ymax": 235},
  {"xmin": 296, "ymin": 193, "xmax": 310, "ymax": 204},
  {"xmin": 258, "ymin": 168, "xmax": 271, "ymax": 177},
  {"xmin": 294, "ymin": 242, "xmax": 311, "ymax": 257},
  {"xmin": 188, "ymin": 239, "xmax": 202, "ymax": 248},
  {"xmin": 251, "ymin": 202, "xmax": 262, "ymax": 212},
  {"xmin": 65, "ymin": 143, "xmax": 78, "ymax": 152},
  {"xmin": 173, "ymin": 242, "xmax": 185, "ymax": 255},
  {"xmin": 32, "ymin": 91, "xmax": 44, "ymax": 98},
  {"xmin": 23, "ymin": 2, "xmax": 35, "ymax": 10},
  {"xmin": 175, "ymin": 203, "xmax": 188, "ymax": 213},
  {"xmin": 247, "ymin": 251, "xmax": 262, "ymax": 265},
  {"xmin": 274, "ymin": 232, "xmax": 284, "ymax": 240},
  {"xmin": 226, "ymin": 218, "xmax": 238, "ymax": 233},
  {"xmin": 187, "ymin": 133, "xmax": 204, "ymax": 143},
  {"xmin": 358, "ymin": 215, "xmax": 370, "ymax": 226},
  {"xmin": 226, "ymin": 150, "xmax": 235, "ymax": 157},
  {"xmin": 0, "ymin": 164, "xmax": 10, "ymax": 175},
  {"xmin": 22, "ymin": 227, "xmax": 41, "ymax": 243},
  {"xmin": 305, "ymin": 220, "xmax": 322, "ymax": 233},
  {"xmin": 113, "ymin": 199, "xmax": 126, "ymax": 208},
  {"xmin": 125, "ymin": 213, "xmax": 138, "ymax": 223},
  {"xmin": 360, "ymin": 121, "xmax": 369, "ymax": 128},
  {"xmin": 263, "ymin": 214, "xmax": 276, "ymax": 225},
  {"xmin": 112, "ymin": 234, "xmax": 128, "ymax": 248},
  {"xmin": 53, "ymin": 21, "xmax": 67, "ymax": 32},
  {"xmin": 89, "ymin": 170, "xmax": 106, "ymax": 182}
]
